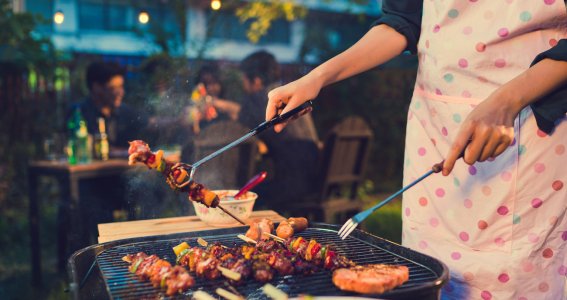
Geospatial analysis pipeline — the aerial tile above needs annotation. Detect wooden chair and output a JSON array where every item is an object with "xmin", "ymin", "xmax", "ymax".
[
  {"xmin": 190, "ymin": 121, "xmax": 259, "ymax": 190},
  {"xmin": 284, "ymin": 116, "xmax": 374, "ymax": 223}
]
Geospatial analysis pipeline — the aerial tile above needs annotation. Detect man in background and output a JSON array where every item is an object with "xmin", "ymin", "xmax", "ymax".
[
  {"xmin": 238, "ymin": 50, "xmax": 321, "ymax": 209},
  {"xmin": 70, "ymin": 61, "xmax": 149, "ymax": 157}
]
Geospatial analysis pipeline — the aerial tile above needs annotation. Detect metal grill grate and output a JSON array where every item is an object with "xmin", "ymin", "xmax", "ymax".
[{"xmin": 96, "ymin": 226, "xmax": 446, "ymax": 299}]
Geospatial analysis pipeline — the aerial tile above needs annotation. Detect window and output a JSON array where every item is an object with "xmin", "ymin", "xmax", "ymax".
[
  {"xmin": 208, "ymin": 10, "xmax": 291, "ymax": 45},
  {"xmin": 79, "ymin": 0, "xmax": 133, "ymax": 31}
]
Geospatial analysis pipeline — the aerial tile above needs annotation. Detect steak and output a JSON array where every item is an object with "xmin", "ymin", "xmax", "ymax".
[{"xmin": 332, "ymin": 264, "xmax": 409, "ymax": 294}]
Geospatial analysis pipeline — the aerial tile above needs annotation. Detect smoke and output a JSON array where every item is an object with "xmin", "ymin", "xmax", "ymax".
[{"xmin": 124, "ymin": 168, "xmax": 193, "ymax": 219}]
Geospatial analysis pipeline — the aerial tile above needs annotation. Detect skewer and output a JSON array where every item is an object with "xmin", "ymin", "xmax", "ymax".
[
  {"xmin": 223, "ymin": 282, "xmax": 245, "ymax": 299},
  {"xmin": 237, "ymin": 234, "xmax": 257, "ymax": 244},
  {"xmin": 217, "ymin": 205, "xmax": 246, "ymax": 225},
  {"xmin": 197, "ymin": 237, "xmax": 227, "ymax": 248},
  {"xmin": 193, "ymin": 290, "xmax": 216, "ymax": 300},
  {"xmin": 217, "ymin": 266, "xmax": 242, "ymax": 281},
  {"xmin": 262, "ymin": 283, "xmax": 288, "ymax": 300},
  {"xmin": 262, "ymin": 232, "xmax": 286, "ymax": 243},
  {"xmin": 216, "ymin": 287, "xmax": 245, "ymax": 300}
]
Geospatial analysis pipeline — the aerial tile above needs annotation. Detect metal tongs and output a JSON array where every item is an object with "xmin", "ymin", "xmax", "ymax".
[{"xmin": 188, "ymin": 100, "xmax": 313, "ymax": 182}]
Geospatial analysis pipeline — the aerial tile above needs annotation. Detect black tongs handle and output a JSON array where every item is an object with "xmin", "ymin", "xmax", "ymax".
[{"xmin": 254, "ymin": 101, "xmax": 313, "ymax": 133}]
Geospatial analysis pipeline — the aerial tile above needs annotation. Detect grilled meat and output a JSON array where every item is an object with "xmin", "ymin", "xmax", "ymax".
[
  {"xmin": 332, "ymin": 264, "xmax": 410, "ymax": 294},
  {"xmin": 127, "ymin": 140, "xmax": 220, "ymax": 208},
  {"xmin": 122, "ymin": 252, "xmax": 195, "ymax": 296},
  {"xmin": 276, "ymin": 217, "xmax": 308, "ymax": 239},
  {"xmin": 245, "ymin": 218, "xmax": 274, "ymax": 241}
]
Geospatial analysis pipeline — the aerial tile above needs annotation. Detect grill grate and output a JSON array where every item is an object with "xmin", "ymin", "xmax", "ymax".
[{"xmin": 96, "ymin": 226, "xmax": 446, "ymax": 299}]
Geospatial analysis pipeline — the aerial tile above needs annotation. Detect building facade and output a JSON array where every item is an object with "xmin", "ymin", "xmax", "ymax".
[{"xmin": 22, "ymin": 0, "xmax": 380, "ymax": 63}]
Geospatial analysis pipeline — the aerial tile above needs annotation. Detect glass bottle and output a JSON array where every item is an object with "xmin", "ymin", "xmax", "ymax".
[{"xmin": 94, "ymin": 118, "xmax": 109, "ymax": 161}]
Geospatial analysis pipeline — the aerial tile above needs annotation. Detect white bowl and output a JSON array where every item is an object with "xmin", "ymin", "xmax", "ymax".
[{"xmin": 193, "ymin": 190, "xmax": 257, "ymax": 227}]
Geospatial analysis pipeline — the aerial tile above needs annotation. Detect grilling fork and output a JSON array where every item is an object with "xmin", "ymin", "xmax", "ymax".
[{"xmin": 338, "ymin": 160, "xmax": 446, "ymax": 240}]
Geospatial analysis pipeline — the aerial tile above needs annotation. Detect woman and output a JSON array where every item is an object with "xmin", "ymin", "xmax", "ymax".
[{"xmin": 266, "ymin": 1, "xmax": 567, "ymax": 299}]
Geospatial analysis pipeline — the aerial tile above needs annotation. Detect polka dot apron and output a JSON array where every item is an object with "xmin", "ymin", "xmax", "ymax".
[{"xmin": 402, "ymin": 1, "xmax": 567, "ymax": 299}]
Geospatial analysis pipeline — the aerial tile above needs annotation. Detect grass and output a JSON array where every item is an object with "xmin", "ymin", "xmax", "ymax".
[{"xmin": 360, "ymin": 194, "xmax": 403, "ymax": 244}]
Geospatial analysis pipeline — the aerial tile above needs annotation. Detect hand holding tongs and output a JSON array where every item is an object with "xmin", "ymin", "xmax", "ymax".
[{"xmin": 188, "ymin": 100, "xmax": 314, "ymax": 181}]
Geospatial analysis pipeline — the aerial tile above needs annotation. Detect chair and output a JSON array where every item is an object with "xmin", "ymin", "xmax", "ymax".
[
  {"xmin": 283, "ymin": 116, "xmax": 374, "ymax": 223},
  {"xmin": 190, "ymin": 120, "xmax": 259, "ymax": 190}
]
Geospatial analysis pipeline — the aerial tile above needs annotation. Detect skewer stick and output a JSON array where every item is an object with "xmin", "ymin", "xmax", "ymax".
[
  {"xmin": 262, "ymin": 283, "xmax": 288, "ymax": 300},
  {"xmin": 197, "ymin": 237, "xmax": 227, "ymax": 248},
  {"xmin": 262, "ymin": 232, "xmax": 286, "ymax": 243},
  {"xmin": 217, "ymin": 266, "xmax": 242, "ymax": 281},
  {"xmin": 192, "ymin": 290, "xmax": 216, "ymax": 300},
  {"xmin": 216, "ymin": 288, "xmax": 245, "ymax": 300},
  {"xmin": 223, "ymin": 282, "xmax": 245, "ymax": 299},
  {"xmin": 237, "ymin": 234, "xmax": 257, "ymax": 244},
  {"xmin": 217, "ymin": 204, "xmax": 246, "ymax": 225}
]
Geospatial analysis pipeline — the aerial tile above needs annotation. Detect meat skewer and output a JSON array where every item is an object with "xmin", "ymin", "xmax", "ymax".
[
  {"xmin": 127, "ymin": 140, "xmax": 246, "ymax": 225},
  {"xmin": 122, "ymin": 252, "xmax": 195, "ymax": 296}
]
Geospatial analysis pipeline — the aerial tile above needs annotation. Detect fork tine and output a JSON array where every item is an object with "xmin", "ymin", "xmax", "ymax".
[
  {"xmin": 340, "ymin": 222, "xmax": 358, "ymax": 240},
  {"xmin": 339, "ymin": 221, "xmax": 356, "ymax": 239},
  {"xmin": 338, "ymin": 218, "xmax": 353, "ymax": 236}
]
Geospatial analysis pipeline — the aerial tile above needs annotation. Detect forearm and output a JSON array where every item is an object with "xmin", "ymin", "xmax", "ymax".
[
  {"xmin": 213, "ymin": 99, "xmax": 241, "ymax": 120},
  {"xmin": 499, "ymin": 58, "xmax": 567, "ymax": 115},
  {"xmin": 307, "ymin": 24, "xmax": 407, "ymax": 87}
]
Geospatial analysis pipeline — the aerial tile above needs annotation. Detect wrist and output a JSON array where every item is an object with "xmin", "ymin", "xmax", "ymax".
[{"xmin": 492, "ymin": 86, "xmax": 526, "ymax": 117}]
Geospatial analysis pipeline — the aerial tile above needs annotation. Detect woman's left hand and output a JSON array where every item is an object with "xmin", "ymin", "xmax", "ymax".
[{"xmin": 443, "ymin": 92, "xmax": 521, "ymax": 176}]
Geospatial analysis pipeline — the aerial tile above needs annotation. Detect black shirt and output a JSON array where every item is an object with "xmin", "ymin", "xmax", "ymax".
[
  {"xmin": 239, "ymin": 88, "xmax": 320, "ymax": 204},
  {"xmin": 68, "ymin": 98, "xmax": 149, "ymax": 149},
  {"xmin": 373, "ymin": 0, "xmax": 567, "ymax": 134}
]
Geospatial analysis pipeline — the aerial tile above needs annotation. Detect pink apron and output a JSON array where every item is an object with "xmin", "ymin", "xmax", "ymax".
[{"xmin": 402, "ymin": 1, "xmax": 567, "ymax": 299}]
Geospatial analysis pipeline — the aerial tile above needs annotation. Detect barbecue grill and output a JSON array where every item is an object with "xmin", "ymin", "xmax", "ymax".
[{"xmin": 68, "ymin": 223, "xmax": 449, "ymax": 299}]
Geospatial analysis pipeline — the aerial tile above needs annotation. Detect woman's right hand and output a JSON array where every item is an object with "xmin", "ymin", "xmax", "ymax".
[{"xmin": 266, "ymin": 74, "xmax": 323, "ymax": 132}]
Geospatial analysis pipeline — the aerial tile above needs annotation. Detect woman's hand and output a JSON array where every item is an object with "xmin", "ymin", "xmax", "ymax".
[
  {"xmin": 443, "ymin": 91, "xmax": 520, "ymax": 176},
  {"xmin": 266, "ymin": 74, "xmax": 323, "ymax": 132}
]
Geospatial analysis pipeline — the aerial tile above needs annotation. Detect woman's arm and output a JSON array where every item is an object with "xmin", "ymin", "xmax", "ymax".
[
  {"xmin": 266, "ymin": 24, "xmax": 407, "ymax": 132},
  {"xmin": 443, "ymin": 58, "xmax": 567, "ymax": 175}
]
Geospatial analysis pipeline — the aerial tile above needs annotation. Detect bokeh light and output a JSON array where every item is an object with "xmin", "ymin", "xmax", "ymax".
[
  {"xmin": 138, "ymin": 11, "xmax": 150, "ymax": 24},
  {"xmin": 211, "ymin": 0, "xmax": 221, "ymax": 10},
  {"xmin": 53, "ymin": 11, "xmax": 64, "ymax": 24}
]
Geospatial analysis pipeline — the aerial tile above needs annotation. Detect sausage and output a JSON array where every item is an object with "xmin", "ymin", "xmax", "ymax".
[
  {"xmin": 276, "ymin": 217, "xmax": 309, "ymax": 239},
  {"xmin": 276, "ymin": 220, "xmax": 294, "ymax": 239},
  {"xmin": 288, "ymin": 217, "xmax": 308, "ymax": 232}
]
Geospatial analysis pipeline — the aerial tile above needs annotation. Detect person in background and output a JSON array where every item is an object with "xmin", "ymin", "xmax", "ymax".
[
  {"xmin": 64, "ymin": 61, "xmax": 149, "ymax": 245},
  {"xmin": 183, "ymin": 63, "xmax": 241, "ymax": 134},
  {"xmin": 238, "ymin": 50, "xmax": 321, "ymax": 210},
  {"xmin": 265, "ymin": 1, "xmax": 567, "ymax": 299},
  {"xmin": 69, "ymin": 61, "xmax": 149, "ymax": 157}
]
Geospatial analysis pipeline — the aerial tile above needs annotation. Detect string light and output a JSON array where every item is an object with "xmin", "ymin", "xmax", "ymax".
[
  {"xmin": 138, "ymin": 11, "xmax": 150, "ymax": 24},
  {"xmin": 53, "ymin": 10, "xmax": 64, "ymax": 24},
  {"xmin": 211, "ymin": 0, "xmax": 221, "ymax": 10}
]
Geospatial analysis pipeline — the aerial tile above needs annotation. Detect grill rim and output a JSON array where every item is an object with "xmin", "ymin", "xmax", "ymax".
[{"xmin": 69, "ymin": 222, "xmax": 449, "ymax": 299}]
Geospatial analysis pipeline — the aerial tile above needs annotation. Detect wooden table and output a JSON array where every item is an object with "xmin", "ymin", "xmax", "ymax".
[
  {"xmin": 98, "ymin": 210, "xmax": 286, "ymax": 243},
  {"xmin": 28, "ymin": 159, "xmax": 136, "ymax": 285}
]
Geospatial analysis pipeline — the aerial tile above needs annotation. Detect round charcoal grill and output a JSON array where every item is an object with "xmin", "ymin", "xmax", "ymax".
[{"xmin": 68, "ymin": 223, "xmax": 448, "ymax": 300}]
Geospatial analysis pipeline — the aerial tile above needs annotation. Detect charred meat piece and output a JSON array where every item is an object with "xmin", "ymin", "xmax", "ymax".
[
  {"xmin": 245, "ymin": 218, "xmax": 274, "ymax": 241},
  {"xmin": 332, "ymin": 264, "xmax": 410, "ymax": 294},
  {"xmin": 122, "ymin": 252, "xmax": 195, "ymax": 296},
  {"xmin": 127, "ymin": 140, "xmax": 220, "ymax": 208}
]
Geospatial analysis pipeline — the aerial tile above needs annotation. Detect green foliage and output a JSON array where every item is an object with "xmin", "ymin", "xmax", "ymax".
[
  {"xmin": 0, "ymin": 0, "xmax": 57, "ymax": 75},
  {"xmin": 236, "ymin": 0, "xmax": 307, "ymax": 43},
  {"xmin": 361, "ymin": 197, "xmax": 402, "ymax": 244}
]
